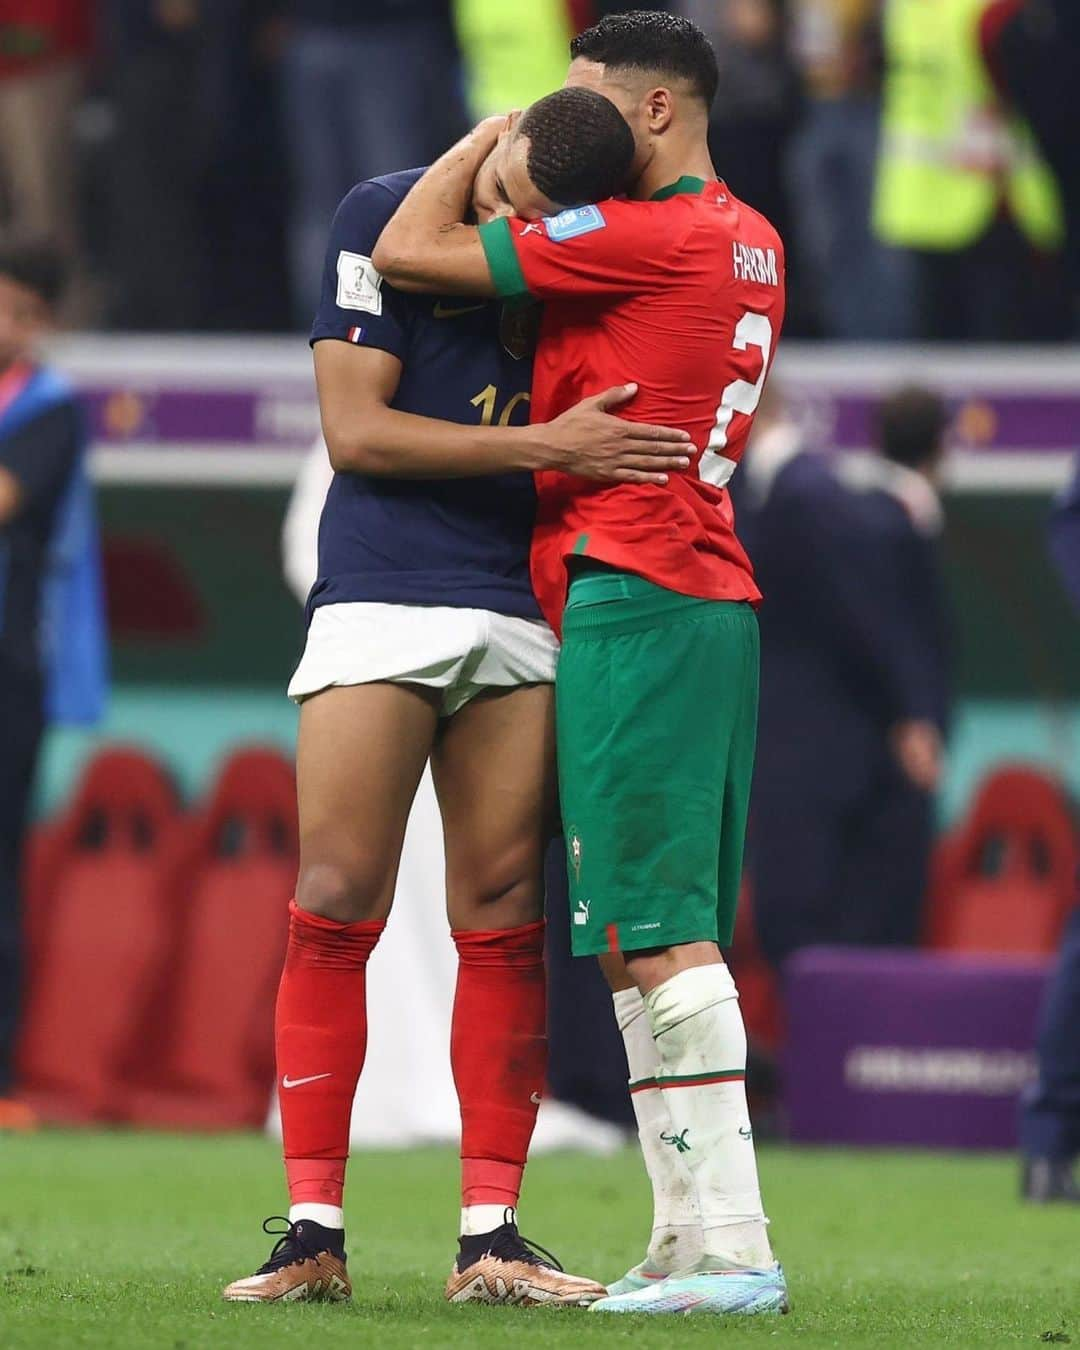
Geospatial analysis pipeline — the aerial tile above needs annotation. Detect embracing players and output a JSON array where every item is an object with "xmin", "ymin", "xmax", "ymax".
[
  {"xmin": 223, "ymin": 88, "xmax": 691, "ymax": 1307},
  {"xmin": 376, "ymin": 10, "xmax": 788, "ymax": 1317}
]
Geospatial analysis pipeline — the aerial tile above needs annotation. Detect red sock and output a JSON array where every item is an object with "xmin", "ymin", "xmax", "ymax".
[
  {"xmin": 451, "ymin": 921, "xmax": 547, "ymax": 1210},
  {"xmin": 275, "ymin": 899, "xmax": 384, "ymax": 1208}
]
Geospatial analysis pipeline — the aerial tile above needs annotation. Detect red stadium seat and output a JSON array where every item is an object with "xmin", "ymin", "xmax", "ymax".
[
  {"xmin": 16, "ymin": 749, "xmax": 183, "ymax": 1122},
  {"xmin": 102, "ymin": 536, "xmax": 204, "ymax": 639},
  {"xmin": 124, "ymin": 748, "xmax": 296, "ymax": 1130},
  {"xmin": 925, "ymin": 765, "xmax": 1079, "ymax": 956}
]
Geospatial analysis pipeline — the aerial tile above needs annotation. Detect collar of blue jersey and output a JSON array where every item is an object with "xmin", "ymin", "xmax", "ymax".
[{"xmin": 649, "ymin": 175, "xmax": 709, "ymax": 201}]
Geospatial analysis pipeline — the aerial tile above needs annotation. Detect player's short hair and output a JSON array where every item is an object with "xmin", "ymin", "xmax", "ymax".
[
  {"xmin": 518, "ymin": 87, "xmax": 634, "ymax": 208},
  {"xmin": 877, "ymin": 386, "xmax": 948, "ymax": 470},
  {"xmin": 0, "ymin": 238, "xmax": 67, "ymax": 307},
  {"xmin": 571, "ymin": 10, "xmax": 720, "ymax": 109}
]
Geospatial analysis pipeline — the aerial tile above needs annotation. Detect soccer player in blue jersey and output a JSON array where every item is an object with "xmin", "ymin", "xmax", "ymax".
[{"xmin": 223, "ymin": 89, "xmax": 692, "ymax": 1307}]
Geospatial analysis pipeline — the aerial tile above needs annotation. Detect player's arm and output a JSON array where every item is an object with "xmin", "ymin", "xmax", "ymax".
[
  {"xmin": 376, "ymin": 136, "xmax": 672, "ymax": 302},
  {"xmin": 371, "ymin": 119, "xmax": 504, "ymax": 296},
  {"xmin": 316, "ymin": 340, "xmax": 689, "ymax": 483},
  {"xmin": 806, "ymin": 485, "xmax": 945, "ymax": 787}
]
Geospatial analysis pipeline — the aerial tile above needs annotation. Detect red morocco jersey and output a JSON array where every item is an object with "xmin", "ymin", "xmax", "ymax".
[{"xmin": 478, "ymin": 177, "xmax": 785, "ymax": 633}]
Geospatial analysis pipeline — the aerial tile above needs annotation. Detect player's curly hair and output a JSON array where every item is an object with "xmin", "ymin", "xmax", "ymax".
[
  {"xmin": 571, "ymin": 10, "xmax": 719, "ymax": 108},
  {"xmin": 518, "ymin": 87, "xmax": 634, "ymax": 209}
]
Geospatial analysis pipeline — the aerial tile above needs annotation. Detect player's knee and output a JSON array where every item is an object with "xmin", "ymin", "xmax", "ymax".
[
  {"xmin": 447, "ymin": 863, "xmax": 542, "ymax": 930},
  {"xmin": 295, "ymin": 857, "xmax": 392, "ymax": 924}
]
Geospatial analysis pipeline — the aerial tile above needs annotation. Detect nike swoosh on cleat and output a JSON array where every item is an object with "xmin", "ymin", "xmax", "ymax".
[{"xmin": 281, "ymin": 1073, "xmax": 333, "ymax": 1089}]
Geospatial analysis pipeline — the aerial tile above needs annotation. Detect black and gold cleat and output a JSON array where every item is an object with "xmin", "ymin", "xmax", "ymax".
[{"xmin": 223, "ymin": 1217, "xmax": 351, "ymax": 1303}]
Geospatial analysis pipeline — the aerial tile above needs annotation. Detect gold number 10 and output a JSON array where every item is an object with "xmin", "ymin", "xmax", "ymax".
[{"xmin": 471, "ymin": 384, "xmax": 531, "ymax": 427}]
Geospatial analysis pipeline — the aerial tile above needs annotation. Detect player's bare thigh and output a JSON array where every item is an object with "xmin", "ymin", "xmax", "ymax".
[
  {"xmin": 431, "ymin": 683, "xmax": 557, "ymax": 932},
  {"xmin": 295, "ymin": 681, "xmax": 440, "ymax": 924},
  {"xmin": 599, "ymin": 945, "xmax": 726, "ymax": 996}
]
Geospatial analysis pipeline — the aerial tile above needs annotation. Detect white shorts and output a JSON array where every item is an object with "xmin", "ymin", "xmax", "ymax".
[{"xmin": 288, "ymin": 602, "xmax": 559, "ymax": 716}]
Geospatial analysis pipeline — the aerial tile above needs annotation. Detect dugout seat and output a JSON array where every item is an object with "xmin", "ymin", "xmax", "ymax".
[
  {"xmin": 925, "ymin": 765, "xmax": 1078, "ymax": 956},
  {"xmin": 123, "ymin": 748, "xmax": 296, "ymax": 1129},
  {"xmin": 16, "ymin": 749, "xmax": 183, "ymax": 1122}
]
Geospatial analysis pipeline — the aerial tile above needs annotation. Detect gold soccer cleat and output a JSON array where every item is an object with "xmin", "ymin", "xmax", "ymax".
[
  {"xmin": 446, "ymin": 1212, "xmax": 606, "ymax": 1307},
  {"xmin": 222, "ymin": 1217, "xmax": 351, "ymax": 1304}
]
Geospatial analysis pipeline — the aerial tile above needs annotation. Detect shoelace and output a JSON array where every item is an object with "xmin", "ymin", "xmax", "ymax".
[
  {"xmin": 485, "ymin": 1207, "xmax": 564, "ymax": 1271},
  {"xmin": 255, "ymin": 1216, "xmax": 313, "ymax": 1274}
]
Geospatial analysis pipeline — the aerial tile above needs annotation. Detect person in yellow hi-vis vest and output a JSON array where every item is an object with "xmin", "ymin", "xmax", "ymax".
[
  {"xmin": 872, "ymin": 0, "xmax": 1067, "ymax": 339},
  {"xmin": 453, "ymin": 0, "xmax": 573, "ymax": 116}
]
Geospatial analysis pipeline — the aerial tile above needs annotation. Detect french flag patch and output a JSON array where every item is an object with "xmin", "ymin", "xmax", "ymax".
[{"xmin": 347, "ymin": 326, "xmax": 365, "ymax": 344}]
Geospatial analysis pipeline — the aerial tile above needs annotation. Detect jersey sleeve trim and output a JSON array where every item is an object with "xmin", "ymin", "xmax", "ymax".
[
  {"xmin": 309, "ymin": 327, "xmax": 405, "ymax": 359},
  {"xmin": 478, "ymin": 218, "xmax": 530, "ymax": 300}
]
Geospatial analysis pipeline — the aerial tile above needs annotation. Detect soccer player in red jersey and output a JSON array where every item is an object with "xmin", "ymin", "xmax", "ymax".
[{"xmin": 375, "ymin": 12, "xmax": 789, "ymax": 1317}]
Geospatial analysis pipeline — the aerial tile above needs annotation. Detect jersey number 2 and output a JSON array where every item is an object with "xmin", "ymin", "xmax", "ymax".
[{"xmin": 701, "ymin": 311, "xmax": 774, "ymax": 488}]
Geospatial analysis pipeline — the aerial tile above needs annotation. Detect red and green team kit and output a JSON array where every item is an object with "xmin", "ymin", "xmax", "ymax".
[{"xmin": 479, "ymin": 177, "xmax": 786, "ymax": 957}]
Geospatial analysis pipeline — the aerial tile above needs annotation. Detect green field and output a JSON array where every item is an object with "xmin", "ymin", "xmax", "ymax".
[{"xmin": 1, "ymin": 1132, "xmax": 1076, "ymax": 1348}]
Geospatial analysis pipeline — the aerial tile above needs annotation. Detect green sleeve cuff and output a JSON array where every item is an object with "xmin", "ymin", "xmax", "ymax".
[{"xmin": 479, "ymin": 218, "xmax": 530, "ymax": 300}]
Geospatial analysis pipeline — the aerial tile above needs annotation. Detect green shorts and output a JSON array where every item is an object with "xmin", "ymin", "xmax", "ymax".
[{"xmin": 557, "ymin": 567, "xmax": 759, "ymax": 958}]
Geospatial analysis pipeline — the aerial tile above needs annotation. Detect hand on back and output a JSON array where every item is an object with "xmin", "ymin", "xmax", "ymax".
[{"xmin": 542, "ymin": 383, "xmax": 692, "ymax": 486}]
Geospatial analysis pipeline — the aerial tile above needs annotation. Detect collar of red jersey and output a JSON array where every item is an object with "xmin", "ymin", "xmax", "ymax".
[{"xmin": 649, "ymin": 176, "xmax": 710, "ymax": 201}]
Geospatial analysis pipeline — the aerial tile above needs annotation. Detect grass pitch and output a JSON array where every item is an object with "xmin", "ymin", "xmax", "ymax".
[{"xmin": 0, "ymin": 1131, "xmax": 1076, "ymax": 1348}]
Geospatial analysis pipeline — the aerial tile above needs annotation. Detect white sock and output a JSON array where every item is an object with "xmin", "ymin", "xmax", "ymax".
[
  {"xmin": 612, "ymin": 987, "xmax": 703, "ymax": 1274},
  {"xmin": 288, "ymin": 1202, "xmax": 344, "ymax": 1230},
  {"xmin": 644, "ymin": 964, "xmax": 774, "ymax": 1270},
  {"xmin": 460, "ymin": 1204, "xmax": 514, "ymax": 1237}
]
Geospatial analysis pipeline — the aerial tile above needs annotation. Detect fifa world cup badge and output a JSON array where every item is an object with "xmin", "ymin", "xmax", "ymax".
[{"xmin": 568, "ymin": 829, "xmax": 583, "ymax": 884}]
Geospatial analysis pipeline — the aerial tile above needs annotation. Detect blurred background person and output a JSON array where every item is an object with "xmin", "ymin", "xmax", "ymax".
[
  {"xmin": 872, "ymin": 0, "xmax": 1068, "ymax": 341},
  {"xmin": 1019, "ymin": 452, "xmax": 1080, "ymax": 1203},
  {"xmin": 102, "ymin": 0, "xmax": 290, "ymax": 331},
  {"xmin": 989, "ymin": 0, "xmax": 1080, "ymax": 333},
  {"xmin": 456, "ymin": 0, "xmax": 574, "ymax": 117},
  {"xmin": 682, "ymin": 0, "xmax": 801, "ymax": 268},
  {"xmin": 0, "ymin": 239, "xmax": 104, "ymax": 1130},
  {"xmin": 784, "ymin": 0, "xmax": 915, "ymax": 339},
  {"xmin": 276, "ymin": 0, "xmax": 468, "ymax": 324},
  {"xmin": 737, "ymin": 386, "xmax": 951, "ymax": 970},
  {"xmin": 0, "ymin": 2, "xmax": 93, "ymax": 321}
]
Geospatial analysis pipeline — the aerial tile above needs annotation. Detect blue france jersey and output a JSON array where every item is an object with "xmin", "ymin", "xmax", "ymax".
[{"xmin": 309, "ymin": 170, "xmax": 540, "ymax": 620}]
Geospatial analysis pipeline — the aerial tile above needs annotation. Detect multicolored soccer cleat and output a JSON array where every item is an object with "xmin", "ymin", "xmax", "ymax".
[
  {"xmin": 591, "ymin": 1261, "xmax": 789, "ymax": 1316},
  {"xmin": 446, "ymin": 1212, "xmax": 607, "ymax": 1307},
  {"xmin": 605, "ymin": 1258, "xmax": 675, "ymax": 1297},
  {"xmin": 222, "ymin": 1217, "xmax": 351, "ymax": 1303}
]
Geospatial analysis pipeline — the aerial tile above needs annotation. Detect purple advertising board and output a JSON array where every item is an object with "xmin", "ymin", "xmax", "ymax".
[
  {"xmin": 783, "ymin": 948, "xmax": 1051, "ymax": 1150},
  {"xmin": 44, "ymin": 338, "xmax": 1079, "ymax": 489}
]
